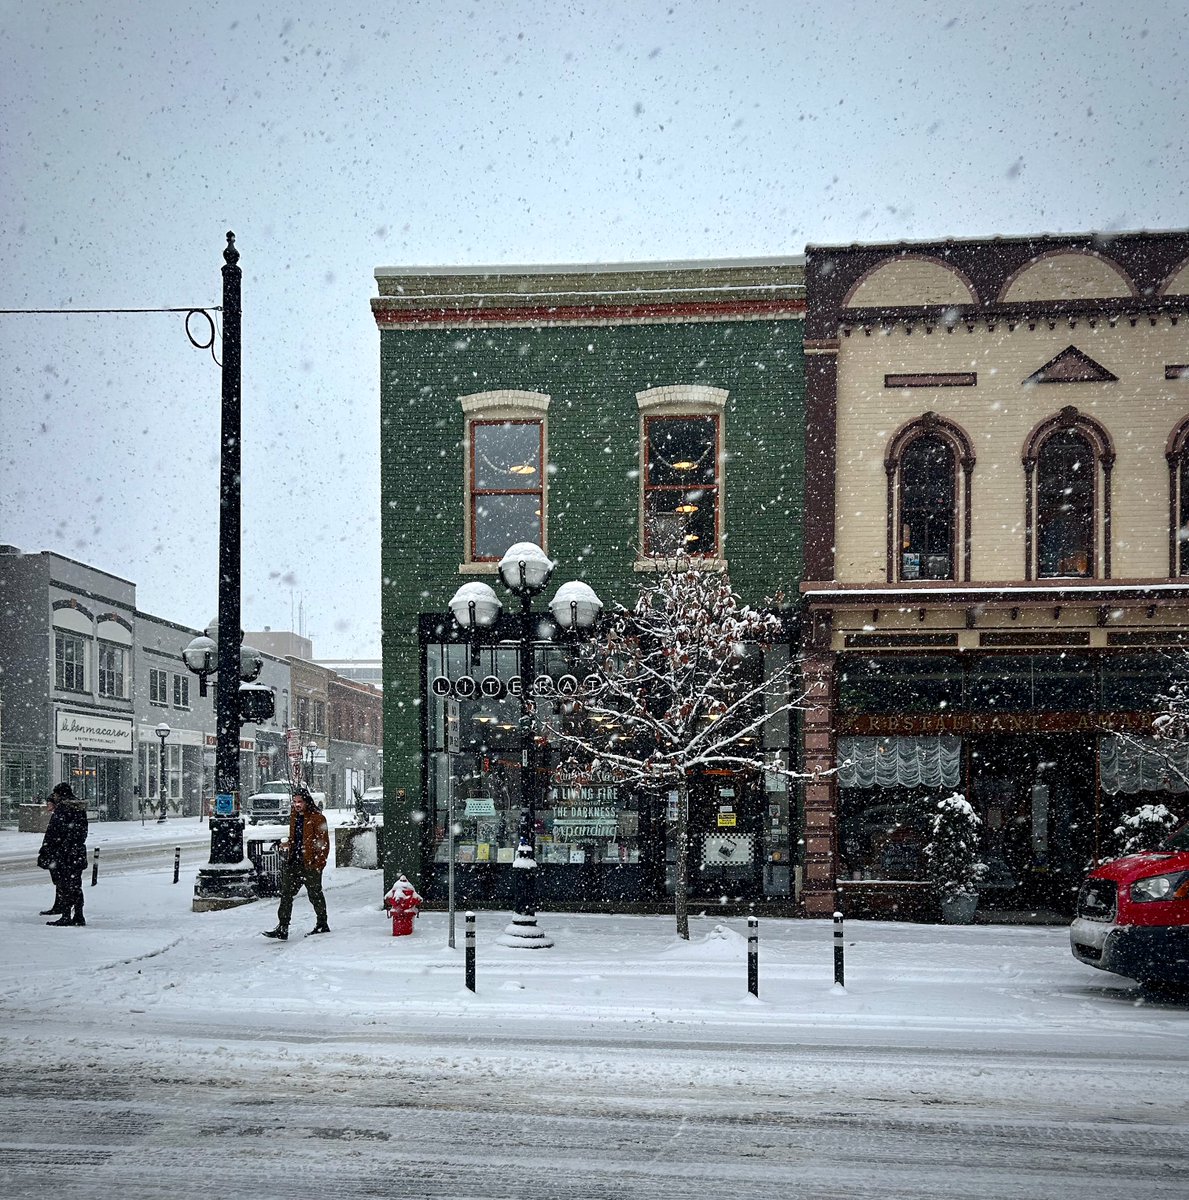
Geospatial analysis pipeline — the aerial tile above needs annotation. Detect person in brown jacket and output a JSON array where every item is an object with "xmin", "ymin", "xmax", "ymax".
[{"xmin": 263, "ymin": 786, "xmax": 330, "ymax": 940}]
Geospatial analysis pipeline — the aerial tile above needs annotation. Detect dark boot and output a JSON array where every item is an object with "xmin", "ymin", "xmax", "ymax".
[
  {"xmin": 47, "ymin": 915, "xmax": 73, "ymax": 926},
  {"xmin": 262, "ymin": 926, "xmax": 288, "ymax": 940},
  {"xmin": 40, "ymin": 907, "xmax": 63, "ymax": 916},
  {"xmin": 306, "ymin": 924, "xmax": 330, "ymax": 936},
  {"xmin": 71, "ymin": 907, "xmax": 86, "ymax": 927}
]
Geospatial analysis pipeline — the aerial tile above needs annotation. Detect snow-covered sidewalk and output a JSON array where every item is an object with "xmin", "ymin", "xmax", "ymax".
[{"xmin": 1, "ymin": 850, "xmax": 1185, "ymax": 1056}]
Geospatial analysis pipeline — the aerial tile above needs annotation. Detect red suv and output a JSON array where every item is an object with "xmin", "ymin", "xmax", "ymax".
[{"xmin": 1070, "ymin": 823, "xmax": 1189, "ymax": 987}]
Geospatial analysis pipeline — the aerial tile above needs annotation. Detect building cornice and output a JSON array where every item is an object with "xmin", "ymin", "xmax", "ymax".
[
  {"xmin": 836, "ymin": 298, "xmax": 1186, "ymax": 338},
  {"xmin": 801, "ymin": 579, "xmax": 1189, "ymax": 607},
  {"xmin": 371, "ymin": 258, "xmax": 806, "ymax": 329},
  {"xmin": 372, "ymin": 296, "xmax": 805, "ymax": 330}
]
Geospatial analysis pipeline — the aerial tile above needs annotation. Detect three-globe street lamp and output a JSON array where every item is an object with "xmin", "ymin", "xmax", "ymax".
[
  {"xmin": 448, "ymin": 542, "xmax": 602, "ymax": 949},
  {"xmin": 154, "ymin": 722, "xmax": 171, "ymax": 823}
]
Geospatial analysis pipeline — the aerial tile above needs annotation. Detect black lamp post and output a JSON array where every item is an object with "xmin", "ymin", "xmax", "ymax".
[
  {"xmin": 186, "ymin": 233, "xmax": 257, "ymax": 910},
  {"xmin": 154, "ymin": 722, "xmax": 170, "ymax": 823},
  {"xmin": 448, "ymin": 542, "xmax": 601, "ymax": 949},
  {"xmin": 305, "ymin": 741, "xmax": 318, "ymax": 792}
]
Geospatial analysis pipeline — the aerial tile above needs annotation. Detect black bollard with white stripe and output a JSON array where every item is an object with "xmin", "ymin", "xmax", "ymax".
[
  {"xmin": 465, "ymin": 911, "xmax": 476, "ymax": 992},
  {"xmin": 747, "ymin": 914, "xmax": 759, "ymax": 997},
  {"xmin": 173, "ymin": 846, "xmax": 181, "ymax": 884},
  {"xmin": 91, "ymin": 847, "xmax": 99, "ymax": 887},
  {"xmin": 833, "ymin": 910, "xmax": 845, "ymax": 987}
]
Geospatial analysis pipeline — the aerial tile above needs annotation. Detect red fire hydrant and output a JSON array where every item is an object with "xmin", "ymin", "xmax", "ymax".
[{"xmin": 384, "ymin": 874, "xmax": 423, "ymax": 937}]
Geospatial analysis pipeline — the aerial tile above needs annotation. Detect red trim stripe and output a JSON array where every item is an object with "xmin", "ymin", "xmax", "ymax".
[{"xmin": 372, "ymin": 297, "xmax": 806, "ymax": 327}]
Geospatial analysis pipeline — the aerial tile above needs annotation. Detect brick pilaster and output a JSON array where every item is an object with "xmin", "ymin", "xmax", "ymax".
[{"xmin": 800, "ymin": 652, "xmax": 839, "ymax": 917}]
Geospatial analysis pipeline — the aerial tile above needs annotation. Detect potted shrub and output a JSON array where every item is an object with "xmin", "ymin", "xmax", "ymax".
[
  {"xmin": 1109, "ymin": 802, "xmax": 1178, "ymax": 858},
  {"xmin": 925, "ymin": 792, "xmax": 986, "ymax": 924}
]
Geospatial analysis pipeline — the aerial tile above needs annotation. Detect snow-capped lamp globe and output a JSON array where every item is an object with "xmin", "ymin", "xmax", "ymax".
[
  {"xmin": 498, "ymin": 541, "xmax": 555, "ymax": 597},
  {"xmin": 549, "ymin": 579, "xmax": 603, "ymax": 631},
  {"xmin": 448, "ymin": 581, "xmax": 503, "ymax": 630},
  {"xmin": 181, "ymin": 635, "xmax": 217, "ymax": 696}
]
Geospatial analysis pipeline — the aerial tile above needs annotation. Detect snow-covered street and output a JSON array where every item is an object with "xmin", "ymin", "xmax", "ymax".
[{"xmin": 2, "ymin": 822, "xmax": 1187, "ymax": 1198}]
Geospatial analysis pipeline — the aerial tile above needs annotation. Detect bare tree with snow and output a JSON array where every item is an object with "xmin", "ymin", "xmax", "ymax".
[{"xmin": 540, "ymin": 560, "xmax": 810, "ymax": 939}]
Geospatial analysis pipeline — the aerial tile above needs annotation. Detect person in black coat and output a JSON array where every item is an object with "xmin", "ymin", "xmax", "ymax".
[
  {"xmin": 38, "ymin": 782, "xmax": 89, "ymax": 927},
  {"xmin": 35, "ymin": 795, "xmax": 66, "ymax": 915}
]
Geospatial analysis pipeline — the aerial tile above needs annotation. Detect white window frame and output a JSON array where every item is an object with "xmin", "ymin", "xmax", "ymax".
[
  {"xmin": 97, "ymin": 641, "xmax": 127, "ymax": 699},
  {"xmin": 173, "ymin": 673, "xmax": 190, "ymax": 710},
  {"xmin": 55, "ymin": 631, "xmax": 89, "ymax": 692},
  {"xmin": 149, "ymin": 667, "xmax": 169, "ymax": 706}
]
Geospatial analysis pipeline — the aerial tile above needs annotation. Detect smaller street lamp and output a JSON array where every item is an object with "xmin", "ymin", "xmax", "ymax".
[
  {"xmin": 305, "ymin": 741, "xmax": 318, "ymax": 792},
  {"xmin": 154, "ymin": 722, "xmax": 171, "ymax": 824}
]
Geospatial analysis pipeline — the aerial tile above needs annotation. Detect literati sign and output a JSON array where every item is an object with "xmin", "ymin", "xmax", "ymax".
[
  {"xmin": 56, "ymin": 711, "xmax": 134, "ymax": 753},
  {"xmin": 430, "ymin": 673, "xmax": 601, "ymax": 701}
]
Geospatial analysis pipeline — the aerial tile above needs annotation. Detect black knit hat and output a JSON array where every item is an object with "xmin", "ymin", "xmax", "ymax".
[{"xmin": 50, "ymin": 783, "xmax": 77, "ymax": 802}]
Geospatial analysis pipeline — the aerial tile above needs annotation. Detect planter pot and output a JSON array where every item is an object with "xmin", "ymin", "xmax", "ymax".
[{"xmin": 939, "ymin": 891, "xmax": 979, "ymax": 925}]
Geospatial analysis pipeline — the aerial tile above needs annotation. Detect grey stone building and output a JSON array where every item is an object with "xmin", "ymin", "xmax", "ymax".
[
  {"xmin": 0, "ymin": 545, "xmax": 297, "ymax": 823},
  {"xmin": 1, "ymin": 546, "xmax": 140, "ymax": 820},
  {"xmin": 134, "ymin": 610, "xmax": 216, "ymax": 819}
]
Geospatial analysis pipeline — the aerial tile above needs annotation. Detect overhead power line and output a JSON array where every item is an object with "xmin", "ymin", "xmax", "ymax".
[{"xmin": 0, "ymin": 306, "xmax": 221, "ymax": 314}]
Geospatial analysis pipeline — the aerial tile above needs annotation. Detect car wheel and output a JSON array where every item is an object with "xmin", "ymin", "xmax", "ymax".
[{"xmin": 1139, "ymin": 978, "xmax": 1189, "ymax": 1000}]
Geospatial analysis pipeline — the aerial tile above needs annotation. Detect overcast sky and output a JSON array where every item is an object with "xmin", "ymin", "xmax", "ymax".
[{"xmin": 1, "ymin": 0, "xmax": 1185, "ymax": 659}]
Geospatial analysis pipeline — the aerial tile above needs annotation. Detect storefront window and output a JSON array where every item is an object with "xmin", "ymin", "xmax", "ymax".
[
  {"xmin": 837, "ymin": 736, "xmax": 963, "ymax": 881},
  {"xmin": 1100, "ymin": 655, "xmax": 1173, "ymax": 710},
  {"xmin": 966, "ymin": 657, "xmax": 1035, "ymax": 710},
  {"xmin": 423, "ymin": 631, "xmax": 792, "ymax": 897},
  {"xmin": 424, "ymin": 640, "xmax": 652, "ymax": 870},
  {"xmin": 837, "ymin": 656, "xmax": 963, "ymax": 714},
  {"xmin": 839, "ymin": 788, "xmax": 937, "ymax": 881}
]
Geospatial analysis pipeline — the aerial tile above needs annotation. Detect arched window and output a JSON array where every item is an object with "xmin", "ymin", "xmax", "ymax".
[
  {"xmin": 900, "ymin": 436, "xmax": 956, "ymax": 579},
  {"xmin": 1036, "ymin": 431, "xmax": 1094, "ymax": 578},
  {"xmin": 885, "ymin": 414, "xmax": 974, "ymax": 582},
  {"xmin": 1024, "ymin": 407, "xmax": 1113, "ymax": 580},
  {"xmin": 1165, "ymin": 417, "xmax": 1189, "ymax": 576}
]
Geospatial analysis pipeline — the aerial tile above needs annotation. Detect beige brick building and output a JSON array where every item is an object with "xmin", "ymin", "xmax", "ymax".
[{"xmin": 801, "ymin": 231, "xmax": 1189, "ymax": 920}]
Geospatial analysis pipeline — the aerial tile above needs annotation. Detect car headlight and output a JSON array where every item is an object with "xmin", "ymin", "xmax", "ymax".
[{"xmin": 1130, "ymin": 871, "xmax": 1189, "ymax": 903}]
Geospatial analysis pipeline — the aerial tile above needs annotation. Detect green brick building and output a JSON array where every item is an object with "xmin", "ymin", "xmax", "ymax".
[{"xmin": 370, "ymin": 259, "xmax": 807, "ymax": 908}]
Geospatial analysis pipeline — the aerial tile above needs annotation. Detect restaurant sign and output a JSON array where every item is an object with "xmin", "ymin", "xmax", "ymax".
[{"xmin": 837, "ymin": 710, "xmax": 1158, "ymax": 736}]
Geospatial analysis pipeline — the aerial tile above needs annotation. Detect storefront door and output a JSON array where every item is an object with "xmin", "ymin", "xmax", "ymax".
[
  {"xmin": 681, "ymin": 774, "xmax": 763, "ymax": 899},
  {"xmin": 971, "ymin": 735, "xmax": 1095, "ymax": 913},
  {"xmin": 66, "ymin": 754, "xmax": 123, "ymax": 820}
]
